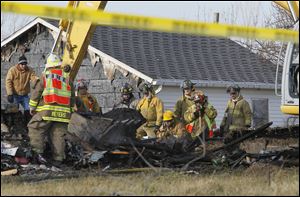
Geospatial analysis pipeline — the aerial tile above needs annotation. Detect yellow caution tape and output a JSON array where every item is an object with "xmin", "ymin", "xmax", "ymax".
[{"xmin": 1, "ymin": 2, "xmax": 299, "ymax": 43}]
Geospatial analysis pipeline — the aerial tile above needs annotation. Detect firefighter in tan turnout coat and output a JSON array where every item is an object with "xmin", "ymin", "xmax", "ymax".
[
  {"xmin": 27, "ymin": 54, "xmax": 74, "ymax": 165},
  {"xmin": 220, "ymin": 85, "xmax": 252, "ymax": 139}
]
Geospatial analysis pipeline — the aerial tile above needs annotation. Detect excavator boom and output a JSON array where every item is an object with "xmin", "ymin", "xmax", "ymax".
[{"xmin": 58, "ymin": 1, "xmax": 107, "ymax": 82}]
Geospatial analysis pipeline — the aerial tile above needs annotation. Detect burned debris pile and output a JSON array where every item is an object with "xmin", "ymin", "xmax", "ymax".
[{"xmin": 1, "ymin": 107, "xmax": 299, "ymax": 178}]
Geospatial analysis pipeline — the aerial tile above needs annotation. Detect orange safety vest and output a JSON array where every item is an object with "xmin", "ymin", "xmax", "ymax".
[{"xmin": 42, "ymin": 69, "xmax": 71, "ymax": 106}]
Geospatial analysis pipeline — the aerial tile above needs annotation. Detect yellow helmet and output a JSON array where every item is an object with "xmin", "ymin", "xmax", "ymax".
[
  {"xmin": 45, "ymin": 53, "xmax": 62, "ymax": 68},
  {"xmin": 163, "ymin": 110, "xmax": 174, "ymax": 121}
]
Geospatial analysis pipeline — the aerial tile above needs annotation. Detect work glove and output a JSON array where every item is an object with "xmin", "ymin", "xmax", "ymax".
[
  {"xmin": 75, "ymin": 97, "xmax": 82, "ymax": 108},
  {"xmin": 199, "ymin": 106, "xmax": 205, "ymax": 116},
  {"xmin": 193, "ymin": 111, "xmax": 200, "ymax": 118},
  {"xmin": 154, "ymin": 125, "xmax": 160, "ymax": 133},
  {"xmin": 30, "ymin": 108, "xmax": 36, "ymax": 116},
  {"xmin": 195, "ymin": 105, "xmax": 204, "ymax": 117},
  {"xmin": 7, "ymin": 95, "xmax": 14, "ymax": 103}
]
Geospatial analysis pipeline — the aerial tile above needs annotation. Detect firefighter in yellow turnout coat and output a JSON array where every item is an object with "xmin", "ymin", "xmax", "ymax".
[
  {"xmin": 136, "ymin": 83, "xmax": 164, "ymax": 139},
  {"xmin": 27, "ymin": 54, "xmax": 74, "ymax": 164},
  {"xmin": 184, "ymin": 91, "xmax": 217, "ymax": 139}
]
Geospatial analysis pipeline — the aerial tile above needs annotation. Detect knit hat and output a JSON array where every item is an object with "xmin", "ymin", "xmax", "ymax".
[{"xmin": 18, "ymin": 55, "xmax": 28, "ymax": 65}]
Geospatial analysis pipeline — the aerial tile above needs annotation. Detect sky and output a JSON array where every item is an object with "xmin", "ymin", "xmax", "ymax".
[
  {"xmin": 1, "ymin": 1, "xmax": 274, "ymax": 40},
  {"xmin": 3, "ymin": 1, "xmax": 273, "ymax": 23}
]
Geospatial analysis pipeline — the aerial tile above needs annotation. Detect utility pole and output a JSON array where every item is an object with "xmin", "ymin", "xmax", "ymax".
[{"xmin": 213, "ymin": 12, "xmax": 220, "ymax": 23}]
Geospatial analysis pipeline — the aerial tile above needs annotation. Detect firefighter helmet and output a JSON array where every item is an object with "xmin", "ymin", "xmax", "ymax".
[
  {"xmin": 45, "ymin": 53, "xmax": 62, "ymax": 68},
  {"xmin": 121, "ymin": 83, "xmax": 133, "ymax": 94},
  {"xmin": 181, "ymin": 80, "xmax": 195, "ymax": 90},
  {"xmin": 226, "ymin": 84, "xmax": 241, "ymax": 93},
  {"xmin": 139, "ymin": 83, "xmax": 153, "ymax": 93},
  {"xmin": 76, "ymin": 79, "xmax": 89, "ymax": 90},
  {"xmin": 163, "ymin": 110, "xmax": 174, "ymax": 121}
]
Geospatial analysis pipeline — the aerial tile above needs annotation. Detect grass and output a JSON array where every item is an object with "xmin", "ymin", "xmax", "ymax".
[{"xmin": 1, "ymin": 165, "xmax": 299, "ymax": 196}]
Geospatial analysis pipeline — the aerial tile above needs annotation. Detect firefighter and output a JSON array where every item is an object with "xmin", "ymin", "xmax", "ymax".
[
  {"xmin": 5, "ymin": 55, "xmax": 37, "ymax": 124},
  {"xmin": 73, "ymin": 95, "xmax": 88, "ymax": 113},
  {"xmin": 76, "ymin": 79, "xmax": 102, "ymax": 115},
  {"xmin": 136, "ymin": 83, "xmax": 164, "ymax": 139},
  {"xmin": 174, "ymin": 79, "xmax": 196, "ymax": 124},
  {"xmin": 184, "ymin": 90, "xmax": 217, "ymax": 139},
  {"xmin": 156, "ymin": 110, "xmax": 187, "ymax": 139},
  {"xmin": 113, "ymin": 83, "xmax": 139, "ymax": 109},
  {"xmin": 220, "ymin": 85, "xmax": 252, "ymax": 138},
  {"xmin": 27, "ymin": 53, "xmax": 73, "ymax": 165}
]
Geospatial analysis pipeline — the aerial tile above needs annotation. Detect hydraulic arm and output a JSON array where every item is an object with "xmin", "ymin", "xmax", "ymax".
[{"xmin": 55, "ymin": 1, "xmax": 107, "ymax": 82}]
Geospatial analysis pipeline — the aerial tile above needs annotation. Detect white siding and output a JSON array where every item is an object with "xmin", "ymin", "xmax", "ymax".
[{"xmin": 157, "ymin": 86, "xmax": 294, "ymax": 127}]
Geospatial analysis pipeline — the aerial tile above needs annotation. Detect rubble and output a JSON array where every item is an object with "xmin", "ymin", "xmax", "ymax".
[
  {"xmin": 1, "ymin": 107, "xmax": 299, "ymax": 180},
  {"xmin": 1, "ymin": 142, "xmax": 18, "ymax": 156}
]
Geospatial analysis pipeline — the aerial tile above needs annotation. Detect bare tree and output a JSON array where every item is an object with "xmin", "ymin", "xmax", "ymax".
[
  {"xmin": 229, "ymin": 3, "xmax": 295, "ymax": 65},
  {"xmin": 196, "ymin": 4, "xmax": 208, "ymax": 22},
  {"xmin": 195, "ymin": 2, "xmax": 295, "ymax": 65}
]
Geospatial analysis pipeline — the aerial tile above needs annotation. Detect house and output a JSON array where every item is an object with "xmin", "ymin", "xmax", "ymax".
[{"xmin": 1, "ymin": 18, "xmax": 290, "ymax": 127}]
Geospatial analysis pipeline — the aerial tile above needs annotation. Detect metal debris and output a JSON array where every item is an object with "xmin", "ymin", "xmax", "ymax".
[
  {"xmin": 89, "ymin": 151, "xmax": 107, "ymax": 163},
  {"xmin": 1, "ymin": 144, "xmax": 18, "ymax": 156}
]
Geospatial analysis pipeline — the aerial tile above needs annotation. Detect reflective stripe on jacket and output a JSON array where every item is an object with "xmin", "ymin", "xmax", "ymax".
[
  {"xmin": 29, "ymin": 68, "xmax": 74, "ymax": 123},
  {"xmin": 184, "ymin": 103, "xmax": 217, "ymax": 138}
]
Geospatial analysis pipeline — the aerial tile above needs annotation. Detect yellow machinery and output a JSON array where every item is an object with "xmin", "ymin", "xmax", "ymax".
[
  {"xmin": 54, "ymin": 1, "xmax": 298, "ymax": 115},
  {"xmin": 274, "ymin": 1, "xmax": 299, "ymax": 115},
  {"xmin": 52, "ymin": 1, "xmax": 107, "ymax": 82}
]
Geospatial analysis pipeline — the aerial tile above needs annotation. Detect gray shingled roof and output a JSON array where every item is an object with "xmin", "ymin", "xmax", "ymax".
[{"xmin": 47, "ymin": 19, "xmax": 277, "ymax": 84}]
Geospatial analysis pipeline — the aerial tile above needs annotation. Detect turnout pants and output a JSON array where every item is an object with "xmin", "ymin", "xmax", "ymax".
[
  {"xmin": 136, "ymin": 123, "xmax": 156, "ymax": 139},
  {"xmin": 28, "ymin": 113, "xmax": 67, "ymax": 161}
]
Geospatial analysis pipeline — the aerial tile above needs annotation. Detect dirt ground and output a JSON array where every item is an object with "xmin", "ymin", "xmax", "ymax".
[{"xmin": 1, "ymin": 164, "xmax": 299, "ymax": 196}]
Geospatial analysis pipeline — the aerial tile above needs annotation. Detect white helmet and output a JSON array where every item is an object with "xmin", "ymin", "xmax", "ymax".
[{"xmin": 45, "ymin": 53, "xmax": 62, "ymax": 68}]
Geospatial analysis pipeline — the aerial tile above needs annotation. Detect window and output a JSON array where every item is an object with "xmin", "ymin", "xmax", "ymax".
[
  {"xmin": 289, "ymin": 44, "xmax": 299, "ymax": 98},
  {"xmin": 251, "ymin": 98, "xmax": 269, "ymax": 128}
]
